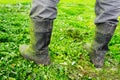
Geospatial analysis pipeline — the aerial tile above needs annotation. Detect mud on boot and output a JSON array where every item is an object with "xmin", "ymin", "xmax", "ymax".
[
  {"xmin": 19, "ymin": 20, "xmax": 53, "ymax": 65},
  {"xmin": 19, "ymin": 44, "xmax": 50, "ymax": 65},
  {"xmin": 89, "ymin": 22, "xmax": 117, "ymax": 68}
]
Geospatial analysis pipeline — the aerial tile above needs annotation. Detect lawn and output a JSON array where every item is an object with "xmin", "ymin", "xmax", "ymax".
[{"xmin": 0, "ymin": 0, "xmax": 120, "ymax": 80}]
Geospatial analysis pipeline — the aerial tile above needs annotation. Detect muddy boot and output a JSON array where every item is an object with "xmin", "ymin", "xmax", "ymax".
[
  {"xmin": 89, "ymin": 22, "xmax": 117, "ymax": 68},
  {"xmin": 19, "ymin": 19, "xmax": 53, "ymax": 65}
]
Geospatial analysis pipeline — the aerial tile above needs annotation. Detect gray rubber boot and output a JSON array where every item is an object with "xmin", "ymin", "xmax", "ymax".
[
  {"xmin": 19, "ymin": 19, "xmax": 53, "ymax": 65},
  {"xmin": 89, "ymin": 22, "xmax": 117, "ymax": 68}
]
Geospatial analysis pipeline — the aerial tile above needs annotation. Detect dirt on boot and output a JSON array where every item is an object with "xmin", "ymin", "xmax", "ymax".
[{"xmin": 19, "ymin": 44, "xmax": 51, "ymax": 65}]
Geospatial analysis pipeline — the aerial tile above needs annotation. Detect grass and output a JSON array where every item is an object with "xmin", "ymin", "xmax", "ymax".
[
  {"xmin": 0, "ymin": 0, "xmax": 31, "ymax": 4},
  {"xmin": 0, "ymin": 0, "xmax": 120, "ymax": 80}
]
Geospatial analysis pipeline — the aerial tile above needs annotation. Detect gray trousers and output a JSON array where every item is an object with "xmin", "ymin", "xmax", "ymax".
[
  {"xmin": 30, "ymin": 0, "xmax": 59, "ymax": 21},
  {"xmin": 30, "ymin": 0, "xmax": 120, "ymax": 24},
  {"xmin": 95, "ymin": 0, "xmax": 120, "ymax": 25}
]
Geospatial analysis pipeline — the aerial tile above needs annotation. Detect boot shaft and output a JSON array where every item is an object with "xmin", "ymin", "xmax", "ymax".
[
  {"xmin": 93, "ymin": 22, "xmax": 117, "ymax": 51},
  {"xmin": 30, "ymin": 19, "xmax": 53, "ymax": 53},
  {"xmin": 89, "ymin": 22, "xmax": 117, "ymax": 68}
]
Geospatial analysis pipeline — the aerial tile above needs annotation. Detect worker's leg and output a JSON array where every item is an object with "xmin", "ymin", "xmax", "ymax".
[
  {"xmin": 90, "ymin": 0, "xmax": 120, "ymax": 68},
  {"xmin": 19, "ymin": 0, "xmax": 59, "ymax": 65}
]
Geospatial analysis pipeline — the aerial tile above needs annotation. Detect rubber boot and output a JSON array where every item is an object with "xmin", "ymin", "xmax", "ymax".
[
  {"xmin": 19, "ymin": 19, "xmax": 53, "ymax": 65},
  {"xmin": 89, "ymin": 22, "xmax": 117, "ymax": 68}
]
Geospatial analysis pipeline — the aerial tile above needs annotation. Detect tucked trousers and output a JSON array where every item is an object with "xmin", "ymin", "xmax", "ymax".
[
  {"xmin": 30, "ymin": 0, "xmax": 120, "ymax": 24},
  {"xmin": 29, "ymin": 0, "xmax": 59, "ymax": 21},
  {"xmin": 95, "ymin": 0, "xmax": 120, "ymax": 25}
]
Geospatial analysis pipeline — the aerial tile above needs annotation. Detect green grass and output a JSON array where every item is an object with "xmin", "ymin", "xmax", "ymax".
[
  {"xmin": 0, "ymin": 0, "xmax": 31, "ymax": 4},
  {"xmin": 0, "ymin": 0, "xmax": 120, "ymax": 80}
]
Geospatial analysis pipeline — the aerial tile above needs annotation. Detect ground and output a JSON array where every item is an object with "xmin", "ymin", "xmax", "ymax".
[{"xmin": 0, "ymin": 0, "xmax": 120, "ymax": 80}]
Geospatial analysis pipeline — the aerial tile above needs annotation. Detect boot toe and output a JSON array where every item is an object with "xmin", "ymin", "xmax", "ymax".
[
  {"xmin": 19, "ymin": 44, "xmax": 36, "ymax": 62},
  {"xmin": 19, "ymin": 44, "xmax": 50, "ymax": 65},
  {"xmin": 91, "ymin": 57, "xmax": 104, "ymax": 68},
  {"xmin": 19, "ymin": 44, "xmax": 29, "ymax": 55}
]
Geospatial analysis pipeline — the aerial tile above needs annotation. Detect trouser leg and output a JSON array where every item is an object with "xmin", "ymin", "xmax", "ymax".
[
  {"xmin": 30, "ymin": 0, "xmax": 59, "ymax": 50},
  {"xmin": 29, "ymin": 0, "xmax": 59, "ymax": 52},
  {"xmin": 95, "ymin": 0, "xmax": 120, "ymax": 24},
  {"xmin": 90, "ymin": 0, "xmax": 120, "ymax": 68},
  {"xmin": 30, "ymin": 0, "xmax": 59, "ymax": 20}
]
